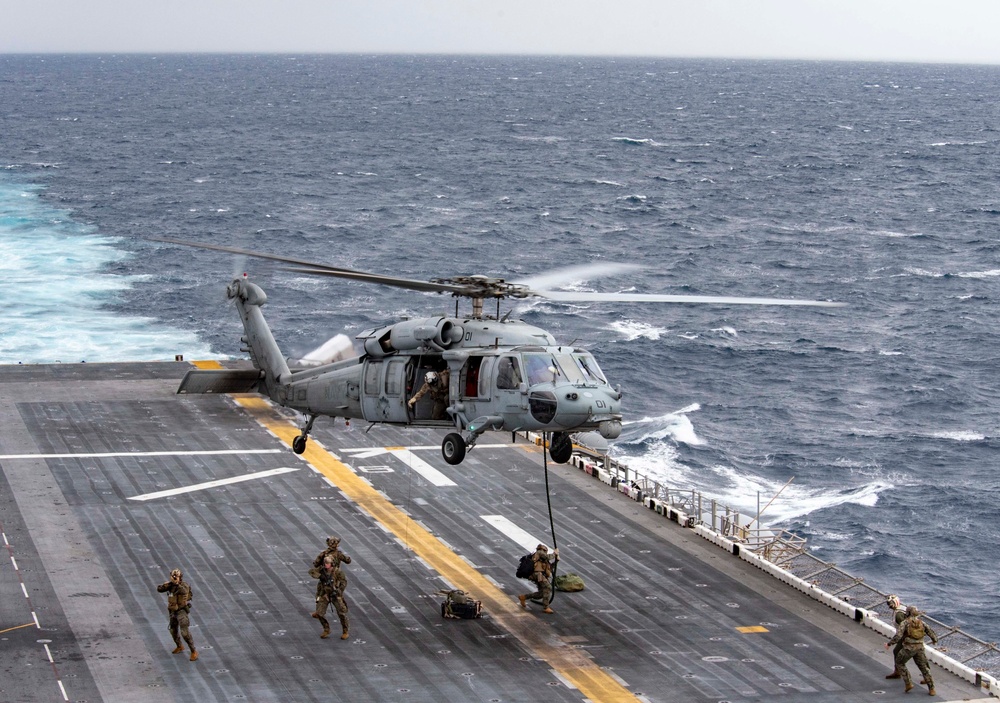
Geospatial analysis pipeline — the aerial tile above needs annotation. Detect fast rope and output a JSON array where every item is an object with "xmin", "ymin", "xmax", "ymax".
[{"xmin": 543, "ymin": 432, "xmax": 558, "ymax": 603}]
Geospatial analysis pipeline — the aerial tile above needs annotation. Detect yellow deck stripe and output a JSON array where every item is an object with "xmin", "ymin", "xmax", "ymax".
[
  {"xmin": 0, "ymin": 622, "xmax": 36, "ymax": 635},
  {"xmin": 232, "ymin": 394, "xmax": 638, "ymax": 702}
]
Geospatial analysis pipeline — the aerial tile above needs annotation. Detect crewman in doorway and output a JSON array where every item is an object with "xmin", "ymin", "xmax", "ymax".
[{"xmin": 408, "ymin": 369, "xmax": 450, "ymax": 419}]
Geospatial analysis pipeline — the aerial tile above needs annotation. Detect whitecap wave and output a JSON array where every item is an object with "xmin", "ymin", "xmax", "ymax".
[
  {"xmin": 619, "ymin": 405, "xmax": 703, "ymax": 446},
  {"xmin": 609, "ymin": 319, "xmax": 667, "ymax": 340}
]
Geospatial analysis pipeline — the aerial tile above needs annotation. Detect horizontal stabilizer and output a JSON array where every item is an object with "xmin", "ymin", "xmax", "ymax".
[{"xmin": 177, "ymin": 368, "xmax": 263, "ymax": 394}]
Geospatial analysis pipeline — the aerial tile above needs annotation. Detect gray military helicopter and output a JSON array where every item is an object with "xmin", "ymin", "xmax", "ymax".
[{"xmin": 158, "ymin": 238, "xmax": 842, "ymax": 465}]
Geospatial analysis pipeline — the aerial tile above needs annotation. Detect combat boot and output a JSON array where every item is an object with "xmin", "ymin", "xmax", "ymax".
[
  {"xmin": 927, "ymin": 687, "xmax": 935, "ymax": 696},
  {"xmin": 904, "ymin": 682, "xmax": 914, "ymax": 693},
  {"xmin": 171, "ymin": 646, "xmax": 184, "ymax": 654},
  {"xmin": 518, "ymin": 594, "xmax": 527, "ymax": 609},
  {"xmin": 341, "ymin": 630, "xmax": 349, "ymax": 640},
  {"xmin": 320, "ymin": 629, "xmax": 330, "ymax": 639},
  {"xmin": 543, "ymin": 607, "xmax": 554, "ymax": 614},
  {"xmin": 189, "ymin": 650, "xmax": 198, "ymax": 662},
  {"xmin": 885, "ymin": 671, "xmax": 901, "ymax": 679}
]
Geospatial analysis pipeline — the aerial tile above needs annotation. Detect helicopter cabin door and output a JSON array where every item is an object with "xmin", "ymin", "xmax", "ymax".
[
  {"xmin": 360, "ymin": 358, "xmax": 409, "ymax": 423},
  {"xmin": 493, "ymin": 354, "xmax": 527, "ymax": 426}
]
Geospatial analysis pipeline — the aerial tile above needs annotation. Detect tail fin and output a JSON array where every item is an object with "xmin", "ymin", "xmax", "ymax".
[{"xmin": 227, "ymin": 276, "xmax": 291, "ymax": 399}]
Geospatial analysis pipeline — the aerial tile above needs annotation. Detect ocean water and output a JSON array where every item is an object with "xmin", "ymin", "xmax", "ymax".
[{"xmin": 2, "ymin": 54, "xmax": 999, "ymax": 642}]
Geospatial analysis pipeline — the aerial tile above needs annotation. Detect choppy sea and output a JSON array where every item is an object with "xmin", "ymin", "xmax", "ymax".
[{"xmin": 2, "ymin": 54, "xmax": 999, "ymax": 642}]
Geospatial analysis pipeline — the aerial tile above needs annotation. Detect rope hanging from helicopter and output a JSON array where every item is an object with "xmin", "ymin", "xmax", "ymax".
[{"xmin": 542, "ymin": 431, "xmax": 558, "ymax": 604}]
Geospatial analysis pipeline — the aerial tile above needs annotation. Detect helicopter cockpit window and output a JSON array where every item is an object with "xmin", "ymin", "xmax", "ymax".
[
  {"xmin": 523, "ymin": 353, "xmax": 557, "ymax": 386},
  {"xmin": 553, "ymin": 353, "xmax": 586, "ymax": 385},
  {"xmin": 573, "ymin": 353, "xmax": 607, "ymax": 384},
  {"xmin": 496, "ymin": 356, "xmax": 522, "ymax": 390}
]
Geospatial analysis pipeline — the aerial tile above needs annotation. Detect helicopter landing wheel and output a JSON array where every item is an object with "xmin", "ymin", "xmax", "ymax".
[
  {"xmin": 292, "ymin": 434, "xmax": 308, "ymax": 454},
  {"xmin": 441, "ymin": 433, "xmax": 467, "ymax": 465},
  {"xmin": 549, "ymin": 431, "xmax": 573, "ymax": 464}
]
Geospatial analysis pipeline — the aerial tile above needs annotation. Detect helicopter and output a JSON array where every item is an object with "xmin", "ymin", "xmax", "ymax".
[{"xmin": 156, "ymin": 237, "xmax": 842, "ymax": 465}]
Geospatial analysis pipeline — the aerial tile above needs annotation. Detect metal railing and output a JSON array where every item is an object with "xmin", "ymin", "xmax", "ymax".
[{"xmin": 564, "ymin": 441, "xmax": 1000, "ymax": 683}]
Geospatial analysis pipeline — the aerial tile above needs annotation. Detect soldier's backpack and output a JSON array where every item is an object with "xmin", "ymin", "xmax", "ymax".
[
  {"xmin": 516, "ymin": 553, "xmax": 534, "ymax": 580},
  {"xmin": 554, "ymin": 573, "xmax": 585, "ymax": 592},
  {"xmin": 907, "ymin": 618, "xmax": 926, "ymax": 641}
]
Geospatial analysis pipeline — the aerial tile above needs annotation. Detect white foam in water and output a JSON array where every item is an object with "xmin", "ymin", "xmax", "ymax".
[
  {"xmin": 609, "ymin": 319, "xmax": 668, "ymax": 340},
  {"xmin": 614, "ymin": 404, "xmax": 891, "ymax": 526},
  {"xmin": 0, "ymin": 182, "xmax": 219, "ymax": 363}
]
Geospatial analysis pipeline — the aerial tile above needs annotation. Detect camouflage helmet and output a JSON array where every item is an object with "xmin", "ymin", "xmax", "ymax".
[
  {"xmin": 905, "ymin": 605, "xmax": 921, "ymax": 617},
  {"xmin": 170, "ymin": 568, "xmax": 182, "ymax": 580},
  {"xmin": 326, "ymin": 536, "xmax": 340, "ymax": 548}
]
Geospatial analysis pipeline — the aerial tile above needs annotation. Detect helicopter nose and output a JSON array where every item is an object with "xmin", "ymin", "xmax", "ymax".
[{"xmin": 553, "ymin": 385, "xmax": 621, "ymax": 429}]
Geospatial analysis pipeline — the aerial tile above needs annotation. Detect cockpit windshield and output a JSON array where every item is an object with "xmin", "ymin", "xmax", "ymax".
[
  {"xmin": 572, "ymin": 352, "xmax": 607, "ymax": 384},
  {"xmin": 522, "ymin": 353, "xmax": 558, "ymax": 386},
  {"xmin": 553, "ymin": 353, "xmax": 585, "ymax": 384}
]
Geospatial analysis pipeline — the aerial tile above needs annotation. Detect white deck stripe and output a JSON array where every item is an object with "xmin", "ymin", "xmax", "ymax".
[
  {"xmin": 480, "ymin": 515, "xmax": 549, "ymax": 553},
  {"xmin": 0, "ymin": 449, "xmax": 283, "ymax": 460},
  {"xmin": 128, "ymin": 467, "xmax": 300, "ymax": 501},
  {"xmin": 388, "ymin": 449, "xmax": 457, "ymax": 487}
]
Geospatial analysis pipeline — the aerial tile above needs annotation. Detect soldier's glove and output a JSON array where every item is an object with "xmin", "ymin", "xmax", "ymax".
[{"xmin": 407, "ymin": 400, "xmax": 415, "ymax": 408}]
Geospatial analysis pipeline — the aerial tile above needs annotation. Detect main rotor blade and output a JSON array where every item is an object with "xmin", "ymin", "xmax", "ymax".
[
  {"xmin": 514, "ymin": 262, "xmax": 642, "ymax": 292},
  {"xmin": 280, "ymin": 268, "xmax": 467, "ymax": 295},
  {"xmin": 152, "ymin": 237, "xmax": 467, "ymax": 295},
  {"xmin": 536, "ymin": 291, "xmax": 845, "ymax": 307}
]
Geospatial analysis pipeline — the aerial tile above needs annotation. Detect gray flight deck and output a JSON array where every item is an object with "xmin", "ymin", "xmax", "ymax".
[{"xmin": 0, "ymin": 361, "xmax": 991, "ymax": 702}]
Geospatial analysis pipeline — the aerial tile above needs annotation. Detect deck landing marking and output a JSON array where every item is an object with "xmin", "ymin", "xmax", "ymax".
[
  {"xmin": 387, "ymin": 449, "xmax": 456, "ymax": 486},
  {"xmin": 128, "ymin": 467, "xmax": 300, "ymax": 501},
  {"xmin": 481, "ymin": 515, "xmax": 547, "ymax": 553},
  {"xmin": 0, "ymin": 449, "xmax": 282, "ymax": 460},
  {"xmin": 233, "ymin": 395, "xmax": 640, "ymax": 703}
]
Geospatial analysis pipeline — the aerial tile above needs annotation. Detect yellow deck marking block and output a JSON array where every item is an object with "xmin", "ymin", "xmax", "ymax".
[
  {"xmin": 191, "ymin": 360, "xmax": 224, "ymax": 369},
  {"xmin": 233, "ymin": 394, "xmax": 638, "ymax": 702},
  {"xmin": 736, "ymin": 625, "xmax": 769, "ymax": 633}
]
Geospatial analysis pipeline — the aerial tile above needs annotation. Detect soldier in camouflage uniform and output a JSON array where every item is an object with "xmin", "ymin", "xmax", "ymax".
[
  {"xmin": 313, "ymin": 536, "xmax": 352, "ymax": 596},
  {"xmin": 884, "ymin": 594, "xmax": 908, "ymax": 679},
  {"xmin": 518, "ymin": 544, "xmax": 559, "ymax": 614},
  {"xmin": 312, "ymin": 555, "xmax": 350, "ymax": 639},
  {"xmin": 885, "ymin": 605, "xmax": 938, "ymax": 696},
  {"xmin": 156, "ymin": 568, "xmax": 198, "ymax": 661}
]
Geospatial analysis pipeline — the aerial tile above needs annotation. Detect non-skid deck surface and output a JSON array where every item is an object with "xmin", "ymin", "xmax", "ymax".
[{"xmin": 0, "ymin": 362, "xmax": 987, "ymax": 702}]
